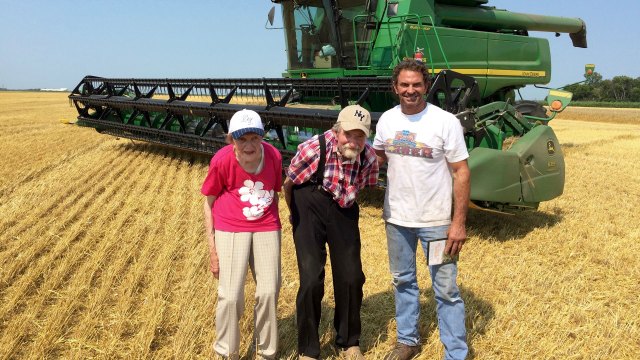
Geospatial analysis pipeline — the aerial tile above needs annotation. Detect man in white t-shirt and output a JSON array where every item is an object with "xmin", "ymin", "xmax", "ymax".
[{"xmin": 373, "ymin": 60, "xmax": 470, "ymax": 360}]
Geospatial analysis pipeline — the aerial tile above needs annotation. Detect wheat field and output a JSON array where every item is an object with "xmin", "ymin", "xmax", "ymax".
[{"xmin": 0, "ymin": 92, "xmax": 638, "ymax": 359}]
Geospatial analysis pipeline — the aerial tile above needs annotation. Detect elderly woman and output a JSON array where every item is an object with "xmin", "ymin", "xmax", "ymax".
[{"xmin": 201, "ymin": 109, "xmax": 282, "ymax": 360}]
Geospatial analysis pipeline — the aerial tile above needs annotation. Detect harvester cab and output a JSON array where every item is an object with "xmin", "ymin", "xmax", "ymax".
[{"xmin": 69, "ymin": 0, "xmax": 588, "ymax": 213}]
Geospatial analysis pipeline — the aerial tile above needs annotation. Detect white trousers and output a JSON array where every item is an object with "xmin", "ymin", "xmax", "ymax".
[{"xmin": 213, "ymin": 230, "xmax": 281, "ymax": 359}]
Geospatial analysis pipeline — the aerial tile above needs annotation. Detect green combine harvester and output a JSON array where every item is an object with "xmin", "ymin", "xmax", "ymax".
[{"xmin": 69, "ymin": 0, "xmax": 589, "ymax": 213}]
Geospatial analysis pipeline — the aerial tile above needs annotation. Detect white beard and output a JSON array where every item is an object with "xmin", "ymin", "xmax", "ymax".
[{"xmin": 339, "ymin": 145, "xmax": 361, "ymax": 160}]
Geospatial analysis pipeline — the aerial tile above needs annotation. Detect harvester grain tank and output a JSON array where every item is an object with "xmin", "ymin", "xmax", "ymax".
[{"xmin": 69, "ymin": 0, "xmax": 589, "ymax": 213}]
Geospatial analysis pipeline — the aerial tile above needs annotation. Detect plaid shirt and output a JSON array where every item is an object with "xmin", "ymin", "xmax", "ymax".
[{"xmin": 287, "ymin": 130, "xmax": 379, "ymax": 208}]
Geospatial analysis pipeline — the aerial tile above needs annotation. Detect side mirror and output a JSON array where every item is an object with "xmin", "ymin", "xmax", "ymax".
[
  {"xmin": 267, "ymin": 6, "xmax": 275, "ymax": 26},
  {"xmin": 387, "ymin": 2, "xmax": 398, "ymax": 17}
]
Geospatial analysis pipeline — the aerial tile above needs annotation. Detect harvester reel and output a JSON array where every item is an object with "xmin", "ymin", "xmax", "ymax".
[
  {"xmin": 209, "ymin": 84, "xmax": 237, "ymax": 105},
  {"xmin": 81, "ymin": 82, "xmax": 94, "ymax": 96}
]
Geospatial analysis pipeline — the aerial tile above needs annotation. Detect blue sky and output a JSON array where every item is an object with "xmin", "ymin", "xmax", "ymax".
[{"xmin": 1, "ymin": 0, "xmax": 638, "ymax": 99}]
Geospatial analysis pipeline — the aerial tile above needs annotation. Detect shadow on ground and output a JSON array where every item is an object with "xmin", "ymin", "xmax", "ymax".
[
  {"xmin": 275, "ymin": 290, "xmax": 396, "ymax": 359},
  {"xmin": 467, "ymin": 207, "xmax": 564, "ymax": 242},
  {"xmin": 273, "ymin": 285, "xmax": 493, "ymax": 359}
]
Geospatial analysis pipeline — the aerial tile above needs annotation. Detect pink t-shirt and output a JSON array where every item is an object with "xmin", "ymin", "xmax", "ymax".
[{"xmin": 201, "ymin": 142, "xmax": 282, "ymax": 232}]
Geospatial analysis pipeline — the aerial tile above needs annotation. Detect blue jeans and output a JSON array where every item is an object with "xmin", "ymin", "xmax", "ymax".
[{"xmin": 386, "ymin": 222, "xmax": 468, "ymax": 360}]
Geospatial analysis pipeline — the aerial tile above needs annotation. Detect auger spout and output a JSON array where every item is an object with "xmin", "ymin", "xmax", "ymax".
[{"xmin": 435, "ymin": 4, "xmax": 587, "ymax": 47}]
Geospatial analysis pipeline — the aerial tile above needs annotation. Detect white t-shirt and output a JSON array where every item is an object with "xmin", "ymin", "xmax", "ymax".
[{"xmin": 373, "ymin": 104, "xmax": 469, "ymax": 227}]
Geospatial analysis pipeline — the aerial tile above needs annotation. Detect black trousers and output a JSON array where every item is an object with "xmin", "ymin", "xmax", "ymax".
[{"xmin": 291, "ymin": 183, "xmax": 365, "ymax": 358}]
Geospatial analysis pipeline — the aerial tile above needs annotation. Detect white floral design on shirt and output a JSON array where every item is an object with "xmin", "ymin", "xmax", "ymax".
[{"xmin": 238, "ymin": 179, "xmax": 274, "ymax": 220}]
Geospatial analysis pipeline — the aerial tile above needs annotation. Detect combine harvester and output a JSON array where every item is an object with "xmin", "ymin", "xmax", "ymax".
[{"xmin": 69, "ymin": 0, "xmax": 589, "ymax": 213}]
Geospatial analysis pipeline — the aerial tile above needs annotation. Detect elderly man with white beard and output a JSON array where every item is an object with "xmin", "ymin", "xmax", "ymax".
[{"xmin": 283, "ymin": 105, "xmax": 379, "ymax": 360}]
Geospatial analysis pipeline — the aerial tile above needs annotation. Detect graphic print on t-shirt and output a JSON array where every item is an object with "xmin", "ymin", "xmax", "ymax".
[
  {"xmin": 384, "ymin": 130, "xmax": 433, "ymax": 158},
  {"xmin": 238, "ymin": 179, "xmax": 274, "ymax": 220}
]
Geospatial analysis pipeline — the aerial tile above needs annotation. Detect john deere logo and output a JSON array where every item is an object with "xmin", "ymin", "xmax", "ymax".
[{"xmin": 546, "ymin": 140, "xmax": 556, "ymax": 155}]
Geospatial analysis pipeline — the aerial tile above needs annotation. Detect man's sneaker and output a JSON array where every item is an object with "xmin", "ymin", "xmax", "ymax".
[
  {"xmin": 383, "ymin": 343, "xmax": 420, "ymax": 360},
  {"xmin": 340, "ymin": 346, "xmax": 365, "ymax": 360}
]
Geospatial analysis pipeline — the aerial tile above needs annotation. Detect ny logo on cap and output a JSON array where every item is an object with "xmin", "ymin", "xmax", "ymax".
[
  {"xmin": 241, "ymin": 115, "xmax": 253, "ymax": 124},
  {"xmin": 354, "ymin": 110, "xmax": 365, "ymax": 121}
]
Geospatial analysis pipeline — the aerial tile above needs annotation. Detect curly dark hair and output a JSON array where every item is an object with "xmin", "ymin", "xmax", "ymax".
[{"xmin": 391, "ymin": 60, "xmax": 430, "ymax": 87}]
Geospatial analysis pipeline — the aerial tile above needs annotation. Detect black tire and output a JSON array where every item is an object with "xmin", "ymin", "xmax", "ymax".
[{"xmin": 514, "ymin": 100, "xmax": 548, "ymax": 118}]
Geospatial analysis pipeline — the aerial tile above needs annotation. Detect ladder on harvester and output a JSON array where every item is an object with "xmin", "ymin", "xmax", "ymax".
[
  {"xmin": 352, "ymin": 13, "xmax": 379, "ymax": 70},
  {"xmin": 353, "ymin": 12, "xmax": 451, "ymax": 74}
]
